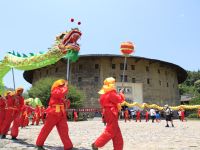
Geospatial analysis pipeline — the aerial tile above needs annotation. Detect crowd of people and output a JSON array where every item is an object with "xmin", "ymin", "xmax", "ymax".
[
  {"xmin": 118, "ymin": 105, "xmax": 200, "ymax": 128},
  {"xmin": 0, "ymin": 89, "xmax": 48, "ymax": 140}
]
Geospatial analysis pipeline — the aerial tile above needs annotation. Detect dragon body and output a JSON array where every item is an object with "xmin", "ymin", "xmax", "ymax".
[
  {"xmin": 121, "ymin": 101, "xmax": 200, "ymax": 110},
  {"xmin": 0, "ymin": 28, "xmax": 82, "ymax": 94}
]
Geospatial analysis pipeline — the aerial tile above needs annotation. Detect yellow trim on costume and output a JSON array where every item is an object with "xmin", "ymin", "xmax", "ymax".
[{"xmin": 52, "ymin": 104, "xmax": 65, "ymax": 112}]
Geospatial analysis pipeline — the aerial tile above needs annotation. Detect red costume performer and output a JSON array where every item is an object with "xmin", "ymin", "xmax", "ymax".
[
  {"xmin": 36, "ymin": 79, "xmax": 73, "ymax": 150},
  {"xmin": 0, "ymin": 95, "xmax": 6, "ymax": 134},
  {"xmin": 92, "ymin": 77, "xmax": 125, "ymax": 150},
  {"xmin": 32, "ymin": 105, "xmax": 41, "ymax": 125},
  {"xmin": 73, "ymin": 111, "xmax": 78, "ymax": 122},
  {"xmin": 20, "ymin": 103, "xmax": 34, "ymax": 127},
  {"xmin": 145, "ymin": 111, "xmax": 149, "ymax": 122},
  {"xmin": 181, "ymin": 109, "xmax": 185, "ymax": 122},
  {"xmin": 1, "ymin": 88, "xmax": 24, "ymax": 139},
  {"xmin": 124, "ymin": 109, "xmax": 130, "ymax": 122},
  {"xmin": 136, "ymin": 110, "xmax": 141, "ymax": 122},
  {"xmin": 40, "ymin": 106, "xmax": 46, "ymax": 124}
]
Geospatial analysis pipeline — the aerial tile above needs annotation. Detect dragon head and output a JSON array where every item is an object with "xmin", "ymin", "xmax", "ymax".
[{"xmin": 56, "ymin": 28, "xmax": 82, "ymax": 54}]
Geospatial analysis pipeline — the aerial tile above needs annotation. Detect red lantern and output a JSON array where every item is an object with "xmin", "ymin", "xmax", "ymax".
[{"xmin": 120, "ymin": 42, "xmax": 134, "ymax": 56}]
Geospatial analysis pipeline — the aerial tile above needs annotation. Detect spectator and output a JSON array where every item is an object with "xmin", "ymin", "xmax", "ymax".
[
  {"xmin": 150, "ymin": 108, "xmax": 156, "ymax": 123},
  {"xmin": 164, "ymin": 104, "xmax": 174, "ymax": 127}
]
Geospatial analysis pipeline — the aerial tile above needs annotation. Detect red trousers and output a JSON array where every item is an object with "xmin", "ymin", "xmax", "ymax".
[
  {"xmin": 24, "ymin": 117, "xmax": 29, "ymax": 126},
  {"xmin": 136, "ymin": 116, "xmax": 141, "ymax": 122},
  {"xmin": 32, "ymin": 114, "xmax": 40, "ymax": 125},
  {"xmin": 145, "ymin": 115, "xmax": 149, "ymax": 122},
  {"xmin": 0, "ymin": 109, "xmax": 5, "ymax": 133},
  {"xmin": 94, "ymin": 108, "xmax": 123, "ymax": 150},
  {"xmin": 1, "ymin": 109, "xmax": 21, "ymax": 137},
  {"xmin": 36, "ymin": 112, "xmax": 73, "ymax": 150}
]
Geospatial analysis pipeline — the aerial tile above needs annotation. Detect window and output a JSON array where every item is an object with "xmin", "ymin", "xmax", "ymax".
[
  {"xmin": 131, "ymin": 65, "xmax": 135, "ymax": 70},
  {"xmin": 147, "ymin": 78, "xmax": 150, "ymax": 84},
  {"xmin": 112, "ymin": 64, "xmax": 116, "ymax": 69},
  {"xmin": 146, "ymin": 66, "xmax": 149, "ymax": 72},
  {"xmin": 94, "ymin": 76, "xmax": 99, "ymax": 82},
  {"xmin": 159, "ymin": 80, "xmax": 162, "ymax": 86},
  {"xmin": 95, "ymin": 64, "xmax": 99, "ymax": 69},
  {"xmin": 132, "ymin": 78, "xmax": 136, "ymax": 83},
  {"xmin": 120, "ymin": 63, "xmax": 127, "ymax": 70},
  {"xmin": 167, "ymin": 82, "xmax": 169, "ymax": 87},
  {"xmin": 158, "ymin": 69, "xmax": 160, "ymax": 74},
  {"xmin": 79, "ymin": 64, "xmax": 83, "ymax": 70},
  {"xmin": 55, "ymin": 68, "xmax": 58, "ymax": 73},
  {"xmin": 78, "ymin": 77, "xmax": 82, "ymax": 82},
  {"xmin": 120, "ymin": 75, "xmax": 128, "ymax": 82}
]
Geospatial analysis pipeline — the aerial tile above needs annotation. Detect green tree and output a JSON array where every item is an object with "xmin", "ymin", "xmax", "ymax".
[
  {"xmin": 28, "ymin": 77, "xmax": 84, "ymax": 107},
  {"xmin": 194, "ymin": 80, "xmax": 200, "ymax": 94}
]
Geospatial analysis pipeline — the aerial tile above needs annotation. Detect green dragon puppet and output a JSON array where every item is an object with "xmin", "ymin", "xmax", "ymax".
[{"xmin": 0, "ymin": 28, "xmax": 82, "ymax": 94}]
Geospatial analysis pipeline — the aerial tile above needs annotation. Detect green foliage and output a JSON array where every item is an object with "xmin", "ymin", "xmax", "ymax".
[
  {"xmin": 190, "ymin": 95, "xmax": 200, "ymax": 105},
  {"xmin": 67, "ymin": 84, "xmax": 85, "ymax": 108},
  {"xmin": 179, "ymin": 70, "xmax": 200, "ymax": 95},
  {"xmin": 28, "ymin": 77, "xmax": 54, "ymax": 107},
  {"xmin": 187, "ymin": 113, "xmax": 198, "ymax": 118},
  {"xmin": 28, "ymin": 77, "xmax": 84, "ymax": 108},
  {"xmin": 22, "ymin": 92, "xmax": 29, "ymax": 99},
  {"xmin": 194, "ymin": 80, "xmax": 200, "ymax": 93}
]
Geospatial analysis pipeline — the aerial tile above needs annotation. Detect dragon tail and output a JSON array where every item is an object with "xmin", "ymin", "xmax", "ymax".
[{"xmin": 0, "ymin": 63, "xmax": 11, "ymax": 94}]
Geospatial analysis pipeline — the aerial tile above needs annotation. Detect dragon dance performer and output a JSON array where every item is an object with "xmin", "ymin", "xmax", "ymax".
[
  {"xmin": 32, "ymin": 105, "xmax": 41, "ymax": 125},
  {"xmin": 40, "ymin": 106, "xmax": 46, "ymax": 124},
  {"xmin": 0, "ymin": 94, "xmax": 6, "ymax": 133},
  {"xmin": 36, "ymin": 79, "xmax": 73, "ymax": 150},
  {"xmin": 1, "ymin": 88, "xmax": 24, "ymax": 139},
  {"xmin": 92, "ymin": 77, "xmax": 125, "ymax": 150},
  {"xmin": 20, "ymin": 101, "xmax": 34, "ymax": 127},
  {"xmin": 124, "ymin": 109, "xmax": 130, "ymax": 122}
]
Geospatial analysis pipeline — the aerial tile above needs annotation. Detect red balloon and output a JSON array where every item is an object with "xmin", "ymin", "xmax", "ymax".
[
  {"xmin": 78, "ymin": 22, "xmax": 81, "ymax": 25},
  {"xmin": 70, "ymin": 18, "xmax": 74, "ymax": 22}
]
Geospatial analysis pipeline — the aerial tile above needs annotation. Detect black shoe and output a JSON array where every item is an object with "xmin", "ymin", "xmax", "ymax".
[
  {"xmin": 172, "ymin": 124, "xmax": 174, "ymax": 127},
  {"xmin": 1, "ymin": 135, "xmax": 6, "ymax": 139},
  {"xmin": 11, "ymin": 137, "xmax": 18, "ymax": 140},
  {"xmin": 165, "ymin": 124, "xmax": 169, "ymax": 127},
  {"xmin": 91, "ymin": 143, "xmax": 98, "ymax": 150},
  {"xmin": 37, "ymin": 146, "xmax": 45, "ymax": 150}
]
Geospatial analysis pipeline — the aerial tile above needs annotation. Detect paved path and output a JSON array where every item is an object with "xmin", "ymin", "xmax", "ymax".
[{"xmin": 0, "ymin": 119, "xmax": 200, "ymax": 150}]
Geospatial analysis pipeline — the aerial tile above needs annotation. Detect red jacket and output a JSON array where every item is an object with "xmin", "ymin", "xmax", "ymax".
[
  {"xmin": 14, "ymin": 95, "xmax": 24, "ymax": 111},
  {"xmin": 0, "ymin": 97, "xmax": 6, "ymax": 110},
  {"xmin": 100, "ymin": 90, "xmax": 124, "ymax": 118},
  {"xmin": 100, "ymin": 90, "xmax": 124, "ymax": 107},
  {"xmin": 49, "ymin": 86, "xmax": 68, "ymax": 107}
]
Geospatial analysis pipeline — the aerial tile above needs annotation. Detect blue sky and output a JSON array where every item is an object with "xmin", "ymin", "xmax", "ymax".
[{"xmin": 0, "ymin": 0, "xmax": 200, "ymax": 90}]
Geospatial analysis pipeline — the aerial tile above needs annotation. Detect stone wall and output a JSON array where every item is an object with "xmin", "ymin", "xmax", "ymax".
[{"xmin": 31, "ymin": 56, "xmax": 181, "ymax": 107}]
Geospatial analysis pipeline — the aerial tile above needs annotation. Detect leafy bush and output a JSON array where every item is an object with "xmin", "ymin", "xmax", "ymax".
[
  {"xmin": 28, "ymin": 77, "xmax": 85, "ymax": 107},
  {"xmin": 187, "ymin": 113, "xmax": 198, "ymax": 118}
]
